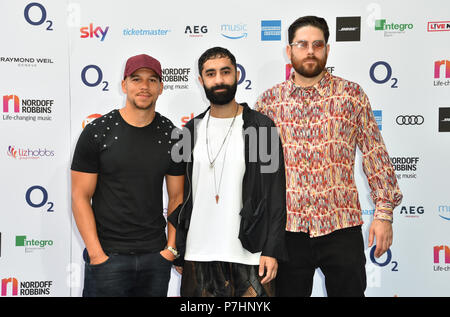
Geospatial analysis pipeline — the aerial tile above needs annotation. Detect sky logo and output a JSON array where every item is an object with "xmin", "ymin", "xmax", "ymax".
[
  {"xmin": 261, "ymin": 20, "xmax": 281, "ymax": 41},
  {"xmin": 221, "ymin": 23, "xmax": 247, "ymax": 39},
  {"xmin": 80, "ymin": 23, "xmax": 109, "ymax": 41},
  {"xmin": 1, "ymin": 278, "xmax": 18, "ymax": 296},
  {"xmin": 3, "ymin": 95, "xmax": 20, "ymax": 113},
  {"xmin": 434, "ymin": 60, "xmax": 450, "ymax": 78},
  {"xmin": 433, "ymin": 245, "xmax": 450, "ymax": 264}
]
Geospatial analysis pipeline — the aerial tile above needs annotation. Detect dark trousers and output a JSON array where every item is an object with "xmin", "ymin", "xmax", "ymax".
[
  {"xmin": 82, "ymin": 249, "xmax": 172, "ymax": 297},
  {"xmin": 276, "ymin": 226, "xmax": 367, "ymax": 297},
  {"xmin": 180, "ymin": 261, "xmax": 274, "ymax": 297}
]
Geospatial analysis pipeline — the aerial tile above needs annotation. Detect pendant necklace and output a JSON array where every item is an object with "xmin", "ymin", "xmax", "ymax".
[{"xmin": 206, "ymin": 104, "xmax": 239, "ymax": 203}]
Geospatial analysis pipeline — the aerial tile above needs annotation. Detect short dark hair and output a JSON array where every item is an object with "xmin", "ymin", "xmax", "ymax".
[
  {"xmin": 288, "ymin": 16, "xmax": 330, "ymax": 44},
  {"xmin": 198, "ymin": 47, "xmax": 237, "ymax": 75}
]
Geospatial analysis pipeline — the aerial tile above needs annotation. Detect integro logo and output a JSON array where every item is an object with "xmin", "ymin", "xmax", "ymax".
[
  {"xmin": 1, "ymin": 277, "xmax": 53, "ymax": 296},
  {"xmin": 434, "ymin": 60, "xmax": 450, "ymax": 87},
  {"xmin": 15, "ymin": 235, "xmax": 54, "ymax": 253},
  {"xmin": 374, "ymin": 19, "xmax": 413, "ymax": 36},
  {"xmin": 80, "ymin": 23, "xmax": 109, "ymax": 41},
  {"xmin": 7, "ymin": 145, "xmax": 55, "ymax": 160},
  {"xmin": 220, "ymin": 23, "xmax": 247, "ymax": 39}
]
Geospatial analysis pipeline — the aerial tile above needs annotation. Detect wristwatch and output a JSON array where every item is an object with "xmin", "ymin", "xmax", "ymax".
[{"xmin": 166, "ymin": 246, "xmax": 180, "ymax": 259}]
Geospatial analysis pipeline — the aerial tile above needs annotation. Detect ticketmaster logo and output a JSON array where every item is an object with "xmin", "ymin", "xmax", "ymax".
[{"xmin": 123, "ymin": 28, "xmax": 171, "ymax": 36}]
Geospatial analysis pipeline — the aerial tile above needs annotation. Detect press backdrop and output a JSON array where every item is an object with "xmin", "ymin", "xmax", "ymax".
[{"xmin": 1, "ymin": 0, "xmax": 449, "ymax": 297}]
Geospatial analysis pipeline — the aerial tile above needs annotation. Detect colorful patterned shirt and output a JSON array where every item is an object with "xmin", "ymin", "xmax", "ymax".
[{"xmin": 255, "ymin": 71, "xmax": 402, "ymax": 237}]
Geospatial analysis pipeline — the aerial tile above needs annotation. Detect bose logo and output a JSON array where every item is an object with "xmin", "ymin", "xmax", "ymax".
[{"xmin": 396, "ymin": 115, "xmax": 424, "ymax": 125}]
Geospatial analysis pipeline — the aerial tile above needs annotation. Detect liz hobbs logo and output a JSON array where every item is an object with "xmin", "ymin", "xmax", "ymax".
[{"xmin": 7, "ymin": 145, "xmax": 55, "ymax": 160}]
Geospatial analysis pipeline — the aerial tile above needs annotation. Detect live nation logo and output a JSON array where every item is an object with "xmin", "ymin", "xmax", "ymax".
[{"xmin": 427, "ymin": 21, "xmax": 450, "ymax": 32}]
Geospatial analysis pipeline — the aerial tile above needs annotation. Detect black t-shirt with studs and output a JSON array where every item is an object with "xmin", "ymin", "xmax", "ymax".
[{"xmin": 71, "ymin": 109, "xmax": 185, "ymax": 254}]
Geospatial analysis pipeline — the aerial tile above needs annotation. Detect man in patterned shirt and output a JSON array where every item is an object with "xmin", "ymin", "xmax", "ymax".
[{"xmin": 255, "ymin": 16, "xmax": 402, "ymax": 297}]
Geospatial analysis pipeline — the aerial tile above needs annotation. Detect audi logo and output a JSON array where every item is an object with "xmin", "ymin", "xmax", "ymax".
[{"xmin": 396, "ymin": 115, "xmax": 424, "ymax": 125}]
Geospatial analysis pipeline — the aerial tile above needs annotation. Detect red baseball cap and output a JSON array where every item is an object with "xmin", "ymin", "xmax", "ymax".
[{"xmin": 123, "ymin": 54, "xmax": 162, "ymax": 80}]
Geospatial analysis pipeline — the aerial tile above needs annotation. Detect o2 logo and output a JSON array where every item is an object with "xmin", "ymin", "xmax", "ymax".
[
  {"xmin": 81, "ymin": 65, "xmax": 109, "ymax": 91},
  {"xmin": 369, "ymin": 61, "xmax": 398, "ymax": 88},
  {"xmin": 24, "ymin": 2, "xmax": 53, "ymax": 31},
  {"xmin": 370, "ymin": 246, "xmax": 398, "ymax": 272},
  {"xmin": 25, "ymin": 185, "xmax": 54, "ymax": 212},
  {"xmin": 237, "ymin": 64, "xmax": 252, "ymax": 90}
]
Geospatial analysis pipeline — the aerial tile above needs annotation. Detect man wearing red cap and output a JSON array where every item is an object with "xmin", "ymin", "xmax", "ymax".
[{"xmin": 71, "ymin": 54, "xmax": 185, "ymax": 296}]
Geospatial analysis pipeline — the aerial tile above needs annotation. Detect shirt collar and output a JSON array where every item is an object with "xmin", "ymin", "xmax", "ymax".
[{"xmin": 287, "ymin": 70, "xmax": 331, "ymax": 97}]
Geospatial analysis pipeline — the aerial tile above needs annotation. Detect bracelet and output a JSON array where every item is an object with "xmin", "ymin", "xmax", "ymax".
[{"xmin": 166, "ymin": 246, "xmax": 180, "ymax": 259}]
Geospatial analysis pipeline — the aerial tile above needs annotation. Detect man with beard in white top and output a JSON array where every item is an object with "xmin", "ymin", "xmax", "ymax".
[{"xmin": 169, "ymin": 47, "xmax": 287, "ymax": 297}]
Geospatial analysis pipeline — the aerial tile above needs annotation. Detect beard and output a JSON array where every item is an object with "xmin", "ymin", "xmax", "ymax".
[
  {"xmin": 129, "ymin": 95, "xmax": 156, "ymax": 111},
  {"xmin": 291, "ymin": 52, "xmax": 328, "ymax": 78},
  {"xmin": 203, "ymin": 80, "xmax": 237, "ymax": 105},
  {"xmin": 132, "ymin": 101, "xmax": 155, "ymax": 110}
]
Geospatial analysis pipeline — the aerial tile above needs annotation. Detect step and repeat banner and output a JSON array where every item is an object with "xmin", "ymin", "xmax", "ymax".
[{"xmin": 0, "ymin": 0, "xmax": 449, "ymax": 297}]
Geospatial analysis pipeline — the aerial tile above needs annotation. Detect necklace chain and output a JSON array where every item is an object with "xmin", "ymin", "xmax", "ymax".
[
  {"xmin": 206, "ymin": 104, "xmax": 239, "ymax": 203},
  {"xmin": 206, "ymin": 104, "xmax": 239, "ymax": 168}
]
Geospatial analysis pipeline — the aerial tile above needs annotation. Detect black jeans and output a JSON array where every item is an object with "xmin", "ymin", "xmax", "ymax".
[
  {"xmin": 276, "ymin": 226, "xmax": 366, "ymax": 297},
  {"xmin": 82, "ymin": 249, "xmax": 172, "ymax": 297}
]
